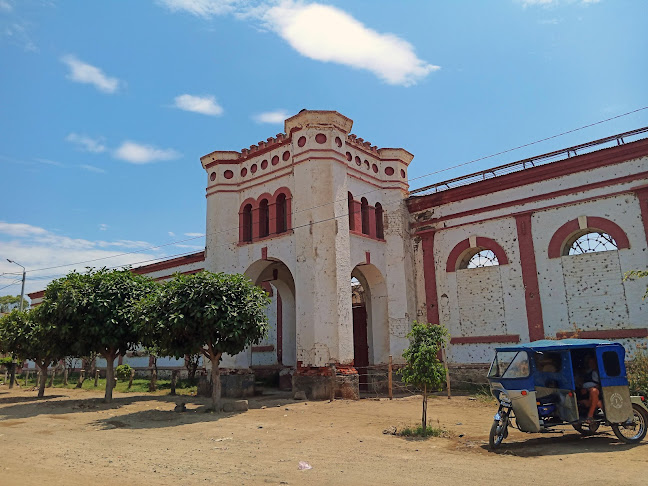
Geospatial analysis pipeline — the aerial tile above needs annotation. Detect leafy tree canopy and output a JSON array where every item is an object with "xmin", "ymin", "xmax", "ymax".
[{"xmin": 0, "ymin": 295, "xmax": 29, "ymax": 313}]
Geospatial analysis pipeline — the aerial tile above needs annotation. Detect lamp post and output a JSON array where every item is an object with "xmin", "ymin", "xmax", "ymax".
[{"xmin": 5, "ymin": 259, "xmax": 25, "ymax": 388}]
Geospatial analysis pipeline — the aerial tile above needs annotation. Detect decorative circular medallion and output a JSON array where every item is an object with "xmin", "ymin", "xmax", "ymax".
[
  {"xmin": 298, "ymin": 136, "xmax": 306, "ymax": 147},
  {"xmin": 610, "ymin": 392, "xmax": 624, "ymax": 409},
  {"xmin": 250, "ymin": 163, "xmax": 258, "ymax": 173},
  {"xmin": 335, "ymin": 136, "xmax": 342, "ymax": 147},
  {"xmin": 385, "ymin": 167, "xmax": 394, "ymax": 176},
  {"xmin": 282, "ymin": 151, "xmax": 290, "ymax": 161},
  {"xmin": 315, "ymin": 133, "xmax": 327, "ymax": 144},
  {"xmin": 210, "ymin": 172, "xmax": 217, "ymax": 181},
  {"xmin": 272, "ymin": 155, "xmax": 279, "ymax": 166},
  {"xmin": 241, "ymin": 168, "xmax": 247, "ymax": 177},
  {"xmin": 223, "ymin": 170, "xmax": 233, "ymax": 180},
  {"xmin": 261, "ymin": 159, "xmax": 268, "ymax": 170}
]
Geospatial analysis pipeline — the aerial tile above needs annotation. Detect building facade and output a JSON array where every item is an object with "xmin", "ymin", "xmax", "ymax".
[{"xmin": 28, "ymin": 111, "xmax": 648, "ymax": 396}]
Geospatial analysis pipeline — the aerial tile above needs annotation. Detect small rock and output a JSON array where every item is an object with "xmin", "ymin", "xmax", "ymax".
[
  {"xmin": 174, "ymin": 403, "xmax": 187, "ymax": 413},
  {"xmin": 298, "ymin": 461, "xmax": 312, "ymax": 470},
  {"xmin": 261, "ymin": 406, "xmax": 267, "ymax": 409},
  {"xmin": 456, "ymin": 422, "xmax": 462, "ymax": 425},
  {"xmin": 382, "ymin": 426, "xmax": 397, "ymax": 435},
  {"xmin": 458, "ymin": 434, "xmax": 464, "ymax": 438},
  {"xmin": 222, "ymin": 400, "xmax": 249, "ymax": 413},
  {"xmin": 293, "ymin": 391, "xmax": 307, "ymax": 400}
]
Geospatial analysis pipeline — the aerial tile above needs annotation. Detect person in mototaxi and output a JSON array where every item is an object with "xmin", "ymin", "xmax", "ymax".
[{"xmin": 577, "ymin": 354, "xmax": 603, "ymax": 423}]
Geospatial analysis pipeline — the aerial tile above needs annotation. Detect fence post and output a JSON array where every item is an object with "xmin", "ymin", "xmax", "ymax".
[
  {"xmin": 149, "ymin": 368, "xmax": 157, "ymax": 392},
  {"xmin": 329, "ymin": 364, "xmax": 336, "ymax": 401},
  {"xmin": 94, "ymin": 369, "xmax": 100, "ymax": 387},
  {"xmin": 128, "ymin": 369, "xmax": 135, "ymax": 390},
  {"xmin": 388, "ymin": 355, "xmax": 393, "ymax": 400},
  {"xmin": 48, "ymin": 368, "xmax": 55, "ymax": 388},
  {"xmin": 76, "ymin": 369, "xmax": 85, "ymax": 389},
  {"xmin": 170, "ymin": 370, "xmax": 178, "ymax": 396},
  {"xmin": 442, "ymin": 346, "xmax": 451, "ymax": 399}
]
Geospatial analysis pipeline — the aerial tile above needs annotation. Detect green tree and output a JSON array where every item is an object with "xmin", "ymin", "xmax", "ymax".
[
  {"xmin": 0, "ymin": 307, "xmax": 67, "ymax": 398},
  {"xmin": 399, "ymin": 321, "xmax": 449, "ymax": 434},
  {"xmin": 138, "ymin": 271, "xmax": 270, "ymax": 410},
  {"xmin": 0, "ymin": 295, "xmax": 29, "ymax": 314},
  {"xmin": 39, "ymin": 268, "xmax": 157, "ymax": 402}
]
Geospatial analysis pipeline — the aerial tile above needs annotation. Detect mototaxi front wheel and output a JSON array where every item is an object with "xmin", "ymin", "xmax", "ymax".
[
  {"xmin": 611, "ymin": 404, "xmax": 648, "ymax": 444},
  {"xmin": 489, "ymin": 413, "xmax": 509, "ymax": 450}
]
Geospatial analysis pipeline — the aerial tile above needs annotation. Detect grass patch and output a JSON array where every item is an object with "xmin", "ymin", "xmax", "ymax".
[
  {"xmin": 398, "ymin": 425, "xmax": 450, "ymax": 438},
  {"xmin": 14, "ymin": 373, "xmax": 198, "ymax": 396},
  {"xmin": 471, "ymin": 384, "xmax": 496, "ymax": 404}
]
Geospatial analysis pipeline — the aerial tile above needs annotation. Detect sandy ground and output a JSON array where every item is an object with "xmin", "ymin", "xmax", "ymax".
[{"xmin": 0, "ymin": 386, "xmax": 646, "ymax": 485}]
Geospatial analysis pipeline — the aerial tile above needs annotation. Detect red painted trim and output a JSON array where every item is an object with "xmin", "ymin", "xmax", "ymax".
[
  {"xmin": 445, "ymin": 237, "xmax": 508, "ymax": 272},
  {"xmin": 28, "ymin": 290, "xmax": 44, "ymax": 299},
  {"xmin": 410, "ymin": 170, "xmax": 648, "ymax": 228},
  {"xmin": 450, "ymin": 334, "xmax": 520, "ymax": 344},
  {"xmin": 422, "ymin": 233, "xmax": 440, "ymax": 325},
  {"xmin": 632, "ymin": 186, "xmax": 648, "ymax": 246},
  {"xmin": 547, "ymin": 216, "xmax": 630, "ymax": 258},
  {"xmin": 131, "ymin": 251, "xmax": 205, "ymax": 275},
  {"xmin": 277, "ymin": 292, "xmax": 283, "ymax": 365},
  {"xmin": 365, "ymin": 251, "xmax": 371, "ymax": 265},
  {"xmin": 252, "ymin": 345, "xmax": 275, "ymax": 352},
  {"xmin": 515, "ymin": 214, "xmax": 545, "ymax": 341},
  {"xmin": 261, "ymin": 246, "xmax": 268, "ymax": 260},
  {"xmin": 202, "ymin": 137, "xmax": 291, "ymax": 168},
  {"xmin": 349, "ymin": 230, "xmax": 386, "ymax": 242},
  {"xmin": 555, "ymin": 328, "xmax": 648, "ymax": 340},
  {"xmin": 407, "ymin": 138, "xmax": 648, "ymax": 213},
  {"xmin": 412, "ymin": 184, "xmax": 647, "ymax": 238},
  {"xmin": 206, "ymin": 167, "xmax": 293, "ymax": 195}
]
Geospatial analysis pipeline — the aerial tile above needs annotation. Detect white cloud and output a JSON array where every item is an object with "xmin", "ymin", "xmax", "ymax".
[
  {"xmin": 0, "ymin": 1, "xmax": 13, "ymax": 12},
  {"xmin": 61, "ymin": 54, "xmax": 121, "ymax": 94},
  {"xmin": 252, "ymin": 109, "xmax": 289, "ymax": 124},
  {"xmin": 158, "ymin": 0, "xmax": 438, "ymax": 86},
  {"xmin": 174, "ymin": 243, "xmax": 205, "ymax": 250},
  {"xmin": 168, "ymin": 231, "xmax": 176, "ymax": 237},
  {"xmin": 66, "ymin": 133, "xmax": 106, "ymax": 153},
  {"xmin": 262, "ymin": 2, "xmax": 438, "ymax": 86},
  {"xmin": 34, "ymin": 158, "xmax": 65, "ymax": 167},
  {"xmin": 114, "ymin": 141, "xmax": 181, "ymax": 164},
  {"xmin": 184, "ymin": 232, "xmax": 205, "ymax": 237},
  {"xmin": 174, "ymin": 94, "xmax": 224, "ymax": 116},
  {"xmin": 0, "ymin": 222, "xmax": 165, "ymax": 295},
  {"xmin": 79, "ymin": 164, "xmax": 107, "ymax": 174},
  {"xmin": 99, "ymin": 223, "xmax": 108, "ymax": 231},
  {"xmin": 157, "ymin": 0, "xmax": 241, "ymax": 17}
]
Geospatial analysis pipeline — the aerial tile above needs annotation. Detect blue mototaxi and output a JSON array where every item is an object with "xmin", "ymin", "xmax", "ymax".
[{"xmin": 487, "ymin": 339, "xmax": 648, "ymax": 449}]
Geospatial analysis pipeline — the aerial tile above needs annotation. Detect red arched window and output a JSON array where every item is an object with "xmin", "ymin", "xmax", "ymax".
[
  {"xmin": 361, "ymin": 197, "xmax": 369, "ymax": 235},
  {"xmin": 242, "ymin": 204, "xmax": 253, "ymax": 242},
  {"xmin": 276, "ymin": 193, "xmax": 287, "ymax": 234},
  {"xmin": 259, "ymin": 199, "xmax": 270, "ymax": 238},
  {"xmin": 375, "ymin": 202, "xmax": 384, "ymax": 239},
  {"xmin": 348, "ymin": 192, "xmax": 355, "ymax": 231}
]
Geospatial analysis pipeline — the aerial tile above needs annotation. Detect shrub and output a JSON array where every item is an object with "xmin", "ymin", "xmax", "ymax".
[
  {"xmin": 115, "ymin": 364, "xmax": 133, "ymax": 382},
  {"xmin": 628, "ymin": 348, "xmax": 648, "ymax": 395}
]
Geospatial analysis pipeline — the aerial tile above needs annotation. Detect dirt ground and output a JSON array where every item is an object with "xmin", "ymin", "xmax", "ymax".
[{"xmin": 0, "ymin": 386, "xmax": 646, "ymax": 485}]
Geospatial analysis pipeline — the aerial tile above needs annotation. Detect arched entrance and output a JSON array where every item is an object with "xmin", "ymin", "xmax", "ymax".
[
  {"xmin": 351, "ymin": 264, "xmax": 389, "ymax": 391},
  {"xmin": 245, "ymin": 259, "xmax": 297, "ymax": 387}
]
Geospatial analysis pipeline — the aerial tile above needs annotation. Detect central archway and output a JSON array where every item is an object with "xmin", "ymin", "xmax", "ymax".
[
  {"xmin": 244, "ymin": 258, "xmax": 297, "ymax": 388},
  {"xmin": 351, "ymin": 263, "xmax": 389, "ymax": 391}
]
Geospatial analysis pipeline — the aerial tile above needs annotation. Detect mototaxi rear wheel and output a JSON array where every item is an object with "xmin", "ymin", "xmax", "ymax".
[{"xmin": 611, "ymin": 404, "xmax": 648, "ymax": 444}]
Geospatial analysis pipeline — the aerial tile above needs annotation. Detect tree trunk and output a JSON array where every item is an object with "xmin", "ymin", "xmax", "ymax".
[
  {"xmin": 209, "ymin": 352, "xmax": 223, "ymax": 411},
  {"xmin": 63, "ymin": 367, "xmax": 68, "ymax": 386},
  {"xmin": 422, "ymin": 384, "xmax": 428, "ymax": 435},
  {"xmin": 9, "ymin": 361, "xmax": 16, "ymax": 388},
  {"xmin": 37, "ymin": 363, "xmax": 48, "ymax": 398},
  {"xmin": 104, "ymin": 351, "xmax": 116, "ymax": 402},
  {"xmin": 170, "ymin": 370, "xmax": 178, "ymax": 396}
]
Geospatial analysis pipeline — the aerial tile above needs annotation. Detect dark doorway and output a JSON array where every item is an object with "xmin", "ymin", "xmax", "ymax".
[{"xmin": 353, "ymin": 304, "xmax": 369, "ymax": 391}]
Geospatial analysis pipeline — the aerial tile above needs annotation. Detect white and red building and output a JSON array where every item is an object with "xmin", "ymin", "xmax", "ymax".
[{"xmin": 28, "ymin": 111, "xmax": 648, "ymax": 395}]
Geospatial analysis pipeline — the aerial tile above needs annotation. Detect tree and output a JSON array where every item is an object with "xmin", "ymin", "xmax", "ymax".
[
  {"xmin": 138, "ymin": 271, "xmax": 270, "ymax": 410},
  {"xmin": 399, "ymin": 321, "xmax": 449, "ymax": 434},
  {"xmin": 0, "ymin": 295, "xmax": 29, "ymax": 314},
  {"xmin": 0, "ymin": 307, "xmax": 67, "ymax": 398},
  {"xmin": 39, "ymin": 268, "xmax": 157, "ymax": 402}
]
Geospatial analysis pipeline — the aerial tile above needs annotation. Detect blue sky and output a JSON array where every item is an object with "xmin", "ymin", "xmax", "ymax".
[{"xmin": 1, "ymin": 0, "xmax": 646, "ymax": 296}]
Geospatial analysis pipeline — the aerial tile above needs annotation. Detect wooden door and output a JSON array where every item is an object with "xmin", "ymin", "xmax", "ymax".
[{"xmin": 353, "ymin": 304, "xmax": 369, "ymax": 391}]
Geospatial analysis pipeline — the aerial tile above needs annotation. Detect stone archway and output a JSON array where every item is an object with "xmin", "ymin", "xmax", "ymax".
[
  {"xmin": 244, "ymin": 258, "xmax": 297, "ymax": 389},
  {"xmin": 351, "ymin": 264, "xmax": 389, "ymax": 391}
]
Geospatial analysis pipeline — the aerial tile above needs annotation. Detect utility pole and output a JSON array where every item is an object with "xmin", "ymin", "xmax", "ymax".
[{"xmin": 6, "ymin": 259, "xmax": 26, "ymax": 388}]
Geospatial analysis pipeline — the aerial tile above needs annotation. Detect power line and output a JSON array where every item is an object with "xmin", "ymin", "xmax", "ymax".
[{"xmin": 19, "ymin": 105, "xmax": 648, "ymax": 278}]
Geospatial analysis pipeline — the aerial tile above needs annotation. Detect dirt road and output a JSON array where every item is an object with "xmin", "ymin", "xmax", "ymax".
[{"xmin": 0, "ymin": 387, "xmax": 646, "ymax": 485}]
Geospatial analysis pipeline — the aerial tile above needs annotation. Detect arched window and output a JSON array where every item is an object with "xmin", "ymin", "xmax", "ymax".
[
  {"xmin": 568, "ymin": 232, "xmax": 618, "ymax": 255},
  {"xmin": 348, "ymin": 192, "xmax": 355, "ymax": 231},
  {"xmin": 276, "ymin": 193, "xmax": 287, "ymax": 234},
  {"xmin": 361, "ymin": 197, "xmax": 369, "ymax": 235},
  {"xmin": 242, "ymin": 204, "xmax": 253, "ymax": 242},
  {"xmin": 375, "ymin": 202, "xmax": 384, "ymax": 239},
  {"xmin": 259, "ymin": 199, "xmax": 270, "ymax": 238},
  {"xmin": 464, "ymin": 249, "xmax": 499, "ymax": 269}
]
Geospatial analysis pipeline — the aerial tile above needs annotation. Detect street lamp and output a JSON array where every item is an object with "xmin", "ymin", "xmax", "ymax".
[{"xmin": 6, "ymin": 259, "xmax": 25, "ymax": 311}]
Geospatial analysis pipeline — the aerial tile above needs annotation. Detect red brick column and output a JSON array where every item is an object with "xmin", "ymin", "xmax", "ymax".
[
  {"xmin": 421, "ymin": 232, "xmax": 440, "ymax": 325},
  {"xmin": 633, "ymin": 185, "xmax": 648, "ymax": 245},
  {"xmin": 368, "ymin": 206, "xmax": 377, "ymax": 239},
  {"xmin": 515, "ymin": 213, "xmax": 545, "ymax": 341}
]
